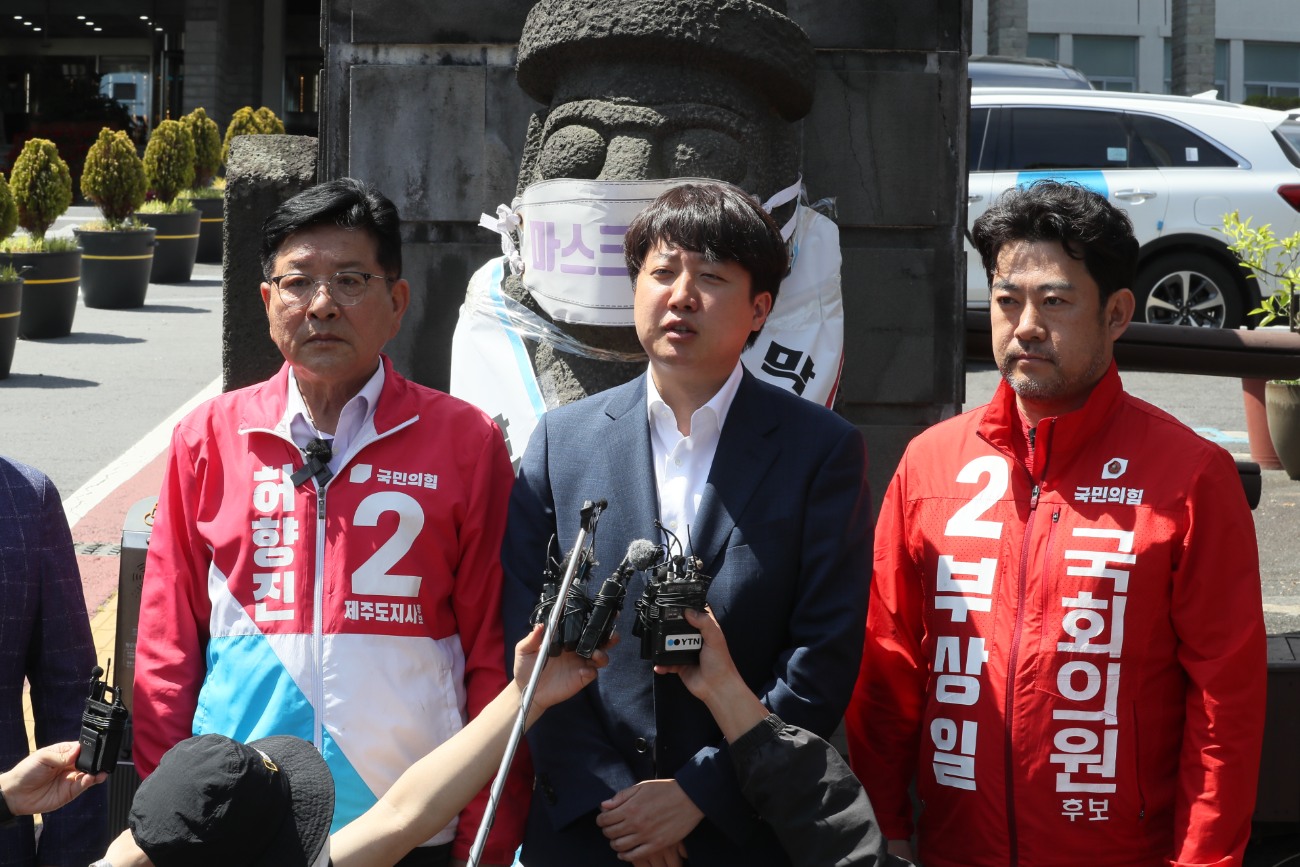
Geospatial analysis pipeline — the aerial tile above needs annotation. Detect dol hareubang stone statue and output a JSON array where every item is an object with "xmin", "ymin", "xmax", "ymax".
[{"xmin": 452, "ymin": 0, "xmax": 829, "ymax": 464}]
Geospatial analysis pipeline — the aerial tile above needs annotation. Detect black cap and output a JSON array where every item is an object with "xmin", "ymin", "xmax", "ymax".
[{"xmin": 130, "ymin": 734, "xmax": 334, "ymax": 867}]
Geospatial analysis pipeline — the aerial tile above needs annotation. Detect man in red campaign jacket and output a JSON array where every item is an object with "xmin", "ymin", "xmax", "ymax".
[
  {"xmin": 846, "ymin": 180, "xmax": 1265, "ymax": 867},
  {"xmin": 133, "ymin": 179, "xmax": 525, "ymax": 867}
]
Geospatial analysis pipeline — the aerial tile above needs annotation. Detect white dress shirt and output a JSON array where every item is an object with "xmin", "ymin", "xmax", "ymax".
[
  {"xmin": 645, "ymin": 362, "xmax": 744, "ymax": 544},
  {"xmin": 285, "ymin": 363, "xmax": 385, "ymax": 476}
]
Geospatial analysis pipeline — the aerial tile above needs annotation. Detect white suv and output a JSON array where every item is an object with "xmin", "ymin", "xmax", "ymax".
[{"xmin": 967, "ymin": 88, "xmax": 1300, "ymax": 327}]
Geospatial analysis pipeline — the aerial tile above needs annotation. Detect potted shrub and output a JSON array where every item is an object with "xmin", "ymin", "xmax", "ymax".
[
  {"xmin": 137, "ymin": 118, "xmax": 200, "ymax": 283},
  {"xmin": 0, "ymin": 173, "xmax": 20, "ymax": 377},
  {"xmin": 221, "ymin": 105, "xmax": 286, "ymax": 165},
  {"xmin": 179, "ymin": 107, "xmax": 224, "ymax": 263},
  {"xmin": 221, "ymin": 106, "xmax": 260, "ymax": 166},
  {"xmin": 0, "ymin": 138, "xmax": 80, "ymax": 339},
  {"xmin": 253, "ymin": 106, "xmax": 286, "ymax": 134},
  {"xmin": 76, "ymin": 127, "xmax": 156, "ymax": 309},
  {"xmin": 1223, "ymin": 211, "xmax": 1300, "ymax": 478}
]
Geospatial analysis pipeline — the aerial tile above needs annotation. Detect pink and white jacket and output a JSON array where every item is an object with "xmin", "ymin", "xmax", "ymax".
[{"xmin": 133, "ymin": 357, "xmax": 527, "ymax": 863}]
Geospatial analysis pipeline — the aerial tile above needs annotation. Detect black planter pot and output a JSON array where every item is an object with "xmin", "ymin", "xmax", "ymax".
[
  {"xmin": 135, "ymin": 209, "xmax": 201, "ymax": 283},
  {"xmin": 75, "ymin": 226, "xmax": 157, "ymax": 309},
  {"xmin": 0, "ymin": 278, "xmax": 20, "ymax": 378},
  {"xmin": 0, "ymin": 248, "xmax": 82, "ymax": 339},
  {"xmin": 187, "ymin": 197, "xmax": 224, "ymax": 264}
]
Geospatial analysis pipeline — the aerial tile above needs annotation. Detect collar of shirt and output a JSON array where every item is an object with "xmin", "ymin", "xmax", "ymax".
[
  {"xmin": 282, "ymin": 363, "xmax": 385, "ymax": 475},
  {"xmin": 645, "ymin": 362, "xmax": 743, "ymax": 537}
]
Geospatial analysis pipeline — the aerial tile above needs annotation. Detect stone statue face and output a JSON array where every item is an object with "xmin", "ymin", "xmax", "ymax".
[
  {"xmin": 517, "ymin": 62, "xmax": 801, "ymax": 197},
  {"xmin": 499, "ymin": 0, "xmax": 813, "ymax": 403}
]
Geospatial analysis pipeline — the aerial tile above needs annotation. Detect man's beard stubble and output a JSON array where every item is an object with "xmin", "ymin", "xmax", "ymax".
[{"xmin": 996, "ymin": 345, "xmax": 1109, "ymax": 405}]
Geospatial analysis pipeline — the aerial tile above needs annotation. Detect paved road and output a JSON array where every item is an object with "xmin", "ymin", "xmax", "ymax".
[{"xmin": 1, "ymin": 207, "xmax": 223, "ymax": 516}]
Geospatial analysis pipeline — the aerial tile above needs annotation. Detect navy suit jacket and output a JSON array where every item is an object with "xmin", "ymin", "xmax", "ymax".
[
  {"xmin": 501, "ymin": 370, "xmax": 871, "ymax": 866},
  {"xmin": 0, "ymin": 457, "xmax": 107, "ymax": 866}
]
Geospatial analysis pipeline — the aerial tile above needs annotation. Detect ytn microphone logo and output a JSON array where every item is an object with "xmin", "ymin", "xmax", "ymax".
[{"xmin": 664, "ymin": 634, "xmax": 702, "ymax": 650}]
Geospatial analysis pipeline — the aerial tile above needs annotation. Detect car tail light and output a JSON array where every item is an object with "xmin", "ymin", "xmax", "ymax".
[{"xmin": 1280, "ymin": 184, "xmax": 1300, "ymax": 212}]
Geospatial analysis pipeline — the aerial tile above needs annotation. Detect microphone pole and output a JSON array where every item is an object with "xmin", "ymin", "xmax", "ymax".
[{"xmin": 467, "ymin": 498, "xmax": 606, "ymax": 867}]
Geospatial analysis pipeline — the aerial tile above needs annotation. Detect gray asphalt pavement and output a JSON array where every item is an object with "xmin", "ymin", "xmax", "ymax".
[{"xmin": 1, "ymin": 207, "xmax": 223, "ymax": 503}]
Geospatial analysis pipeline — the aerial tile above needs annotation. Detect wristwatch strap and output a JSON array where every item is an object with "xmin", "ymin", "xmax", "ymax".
[{"xmin": 0, "ymin": 781, "xmax": 15, "ymax": 827}]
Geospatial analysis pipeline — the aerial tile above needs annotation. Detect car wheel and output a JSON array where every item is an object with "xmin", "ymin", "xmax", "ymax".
[{"xmin": 1133, "ymin": 253, "xmax": 1244, "ymax": 329}]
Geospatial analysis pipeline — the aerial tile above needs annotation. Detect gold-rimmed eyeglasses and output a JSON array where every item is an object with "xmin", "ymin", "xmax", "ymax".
[{"xmin": 268, "ymin": 271, "xmax": 392, "ymax": 308}]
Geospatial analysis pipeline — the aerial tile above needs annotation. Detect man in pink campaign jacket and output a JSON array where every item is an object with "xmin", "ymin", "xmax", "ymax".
[
  {"xmin": 133, "ymin": 179, "xmax": 525, "ymax": 867},
  {"xmin": 847, "ymin": 180, "xmax": 1266, "ymax": 867}
]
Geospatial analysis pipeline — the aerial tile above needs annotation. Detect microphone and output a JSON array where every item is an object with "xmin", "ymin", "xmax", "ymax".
[
  {"xmin": 291, "ymin": 438, "xmax": 334, "ymax": 487},
  {"xmin": 575, "ymin": 539, "xmax": 659, "ymax": 658},
  {"xmin": 630, "ymin": 539, "xmax": 661, "ymax": 568}
]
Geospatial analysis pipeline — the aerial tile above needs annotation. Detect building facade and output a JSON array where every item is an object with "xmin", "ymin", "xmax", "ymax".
[
  {"xmin": 973, "ymin": 0, "xmax": 1300, "ymax": 101},
  {"xmin": 0, "ymin": 0, "xmax": 319, "ymax": 170}
]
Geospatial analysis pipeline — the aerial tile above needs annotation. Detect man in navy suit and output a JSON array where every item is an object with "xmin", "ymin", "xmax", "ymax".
[{"xmin": 501, "ymin": 182, "xmax": 872, "ymax": 866}]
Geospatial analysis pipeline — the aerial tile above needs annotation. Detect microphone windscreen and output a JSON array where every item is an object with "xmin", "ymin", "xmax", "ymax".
[
  {"xmin": 306, "ymin": 438, "xmax": 332, "ymax": 461},
  {"xmin": 626, "ymin": 539, "xmax": 660, "ymax": 571}
]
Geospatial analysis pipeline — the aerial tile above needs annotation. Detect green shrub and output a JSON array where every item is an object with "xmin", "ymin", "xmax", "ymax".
[
  {"xmin": 0, "ymin": 235, "xmax": 79, "ymax": 254},
  {"xmin": 9, "ymin": 138, "xmax": 72, "ymax": 243},
  {"xmin": 222, "ymin": 107, "xmax": 260, "ymax": 166},
  {"xmin": 81, "ymin": 128, "xmax": 147, "ymax": 227},
  {"xmin": 221, "ymin": 107, "xmax": 286, "ymax": 165},
  {"xmin": 180, "ymin": 185, "xmax": 224, "ymax": 200},
  {"xmin": 1223, "ymin": 210, "xmax": 1300, "ymax": 327},
  {"xmin": 0, "ymin": 173, "xmax": 16, "ymax": 242},
  {"xmin": 137, "ymin": 198, "xmax": 196, "ymax": 215},
  {"xmin": 253, "ymin": 106, "xmax": 286, "ymax": 134},
  {"xmin": 1244, "ymin": 94, "xmax": 1300, "ymax": 111},
  {"xmin": 182, "ymin": 107, "xmax": 223, "ymax": 187},
  {"xmin": 143, "ymin": 119, "xmax": 196, "ymax": 205},
  {"xmin": 0, "ymin": 262, "xmax": 18, "ymax": 282},
  {"xmin": 78, "ymin": 218, "xmax": 145, "ymax": 231}
]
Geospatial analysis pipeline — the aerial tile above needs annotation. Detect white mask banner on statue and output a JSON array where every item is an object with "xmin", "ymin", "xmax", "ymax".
[
  {"xmin": 513, "ymin": 177, "xmax": 713, "ymax": 326},
  {"xmin": 481, "ymin": 176, "xmax": 803, "ymax": 327}
]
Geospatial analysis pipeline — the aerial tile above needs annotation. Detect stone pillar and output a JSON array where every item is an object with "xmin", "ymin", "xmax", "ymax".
[
  {"xmin": 222, "ymin": 134, "xmax": 317, "ymax": 392},
  {"xmin": 306, "ymin": 0, "xmax": 969, "ymax": 509},
  {"xmin": 791, "ymin": 0, "xmax": 970, "ymax": 504},
  {"xmin": 987, "ymin": 0, "xmax": 1027, "ymax": 57},
  {"xmin": 1171, "ymin": 0, "xmax": 1217, "ymax": 96},
  {"xmin": 318, "ymin": 1, "xmax": 538, "ymax": 389}
]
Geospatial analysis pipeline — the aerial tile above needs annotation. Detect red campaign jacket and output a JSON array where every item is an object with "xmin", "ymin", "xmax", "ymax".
[
  {"xmin": 133, "ymin": 357, "xmax": 527, "ymax": 863},
  {"xmin": 847, "ymin": 363, "xmax": 1265, "ymax": 867}
]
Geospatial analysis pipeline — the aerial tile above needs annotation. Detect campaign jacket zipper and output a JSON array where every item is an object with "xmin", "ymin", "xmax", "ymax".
[
  {"xmin": 312, "ymin": 479, "xmax": 327, "ymax": 750},
  {"xmin": 1004, "ymin": 423, "xmax": 1052, "ymax": 866},
  {"xmin": 247, "ymin": 415, "xmax": 421, "ymax": 751},
  {"xmin": 302, "ymin": 417, "xmax": 419, "ymax": 749}
]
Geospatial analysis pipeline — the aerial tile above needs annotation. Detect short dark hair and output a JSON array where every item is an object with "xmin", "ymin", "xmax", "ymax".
[
  {"xmin": 260, "ymin": 178, "xmax": 402, "ymax": 280},
  {"xmin": 623, "ymin": 181, "xmax": 788, "ymax": 309},
  {"xmin": 971, "ymin": 180, "xmax": 1138, "ymax": 303}
]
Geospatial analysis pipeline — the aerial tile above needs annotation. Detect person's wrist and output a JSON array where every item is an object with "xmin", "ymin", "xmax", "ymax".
[{"xmin": 708, "ymin": 679, "xmax": 769, "ymax": 742}]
